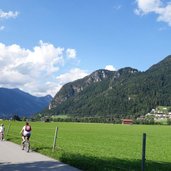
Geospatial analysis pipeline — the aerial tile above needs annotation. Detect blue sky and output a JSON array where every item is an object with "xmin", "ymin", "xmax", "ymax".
[{"xmin": 0, "ymin": 0, "xmax": 171, "ymax": 96}]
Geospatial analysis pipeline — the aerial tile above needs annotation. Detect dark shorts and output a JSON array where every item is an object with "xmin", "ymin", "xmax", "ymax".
[{"xmin": 23, "ymin": 133, "xmax": 31, "ymax": 139}]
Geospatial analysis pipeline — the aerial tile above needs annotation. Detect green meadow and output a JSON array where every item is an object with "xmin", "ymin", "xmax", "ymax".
[{"xmin": 1, "ymin": 121, "xmax": 171, "ymax": 171}]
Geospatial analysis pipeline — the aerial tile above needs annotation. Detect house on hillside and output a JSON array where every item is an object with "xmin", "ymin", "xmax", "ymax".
[{"xmin": 122, "ymin": 119, "xmax": 133, "ymax": 125}]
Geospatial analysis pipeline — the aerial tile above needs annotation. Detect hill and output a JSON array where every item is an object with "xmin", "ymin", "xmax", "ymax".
[
  {"xmin": 0, "ymin": 88, "xmax": 52, "ymax": 118},
  {"xmin": 48, "ymin": 55, "xmax": 171, "ymax": 118}
]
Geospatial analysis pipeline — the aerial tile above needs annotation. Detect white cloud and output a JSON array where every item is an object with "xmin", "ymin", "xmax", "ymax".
[
  {"xmin": 0, "ymin": 41, "xmax": 81, "ymax": 97},
  {"xmin": 105, "ymin": 65, "xmax": 116, "ymax": 71},
  {"xmin": 66, "ymin": 48, "xmax": 77, "ymax": 59},
  {"xmin": 0, "ymin": 9, "xmax": 19, "ymax": 30},
  {"xmin": 0, "ymin": 10, "xmax": 19, "ymax": 19},
  {"xmin": 135, "ymin": 0, "xmax": 171, "ymax": 26},
  {"xmin": 157, "ymin": 4, "xmax": 171, "ymax": 26},
  {"xmin": 0, "ymin": 26, "xmax": 5, "ymax": 31},
  {"xmin": 135, "ymin": 0, "xmax": 161, "ymax": 15},
  {"xmin": 56, "ymin": 68, "xmax": 88, "ymax": 84}
]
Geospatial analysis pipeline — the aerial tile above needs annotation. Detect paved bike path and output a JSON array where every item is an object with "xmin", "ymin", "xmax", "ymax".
[{"xmin": 0, "ymin": 141, "xmax": 81, "ymax": 171}]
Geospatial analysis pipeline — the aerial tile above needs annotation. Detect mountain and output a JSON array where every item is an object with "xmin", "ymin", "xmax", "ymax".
[
  {"xmin": 0, "ymin": 88, "xmax": 52, "ymax": 118},
  {"xmin": 48, "ymin": 55, "xmax": 171, "ymax": 117}
]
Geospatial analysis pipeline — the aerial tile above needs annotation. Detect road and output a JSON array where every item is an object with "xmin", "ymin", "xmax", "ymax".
[{"xmin": 0, "ymin": 140, "xmax": 81, "ymax": 171}]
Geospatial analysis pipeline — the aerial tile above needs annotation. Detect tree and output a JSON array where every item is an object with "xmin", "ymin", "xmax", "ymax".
[
  {"xmin": 12, "ymin": 115, "xmax": 21, "ymax": 121},
  {"xmin": 167, "ymin": 119, "xmax": 171, "ymax": 125}
]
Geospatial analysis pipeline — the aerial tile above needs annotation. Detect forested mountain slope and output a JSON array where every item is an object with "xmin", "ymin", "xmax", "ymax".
[{"xmin": 48, "ymin": 55, "xmax": 171, "ymax": 117}]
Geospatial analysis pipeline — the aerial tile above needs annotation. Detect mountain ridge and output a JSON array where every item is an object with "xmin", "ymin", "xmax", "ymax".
[
  {"xmin": 0, "ymin": 87, "xmax": 52, "ymax": 118},
  {"xmin": 47, "ymin": 55, "xmax": 171, "ymax": 117}
]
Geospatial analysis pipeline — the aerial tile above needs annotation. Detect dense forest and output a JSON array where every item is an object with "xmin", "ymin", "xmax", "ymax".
[{"xmin": 44, "ymin": 55, "xmax": 171, "ymax": 119}]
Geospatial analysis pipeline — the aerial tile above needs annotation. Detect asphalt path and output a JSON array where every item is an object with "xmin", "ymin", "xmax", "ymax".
[{"xmin": 0, "ymin": 140, "xmax": 81, "ymax": 171}]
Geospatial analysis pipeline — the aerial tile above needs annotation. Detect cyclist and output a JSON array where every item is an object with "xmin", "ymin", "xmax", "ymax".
[
  {"xmin": 0, "ymin": 123, "xmax": 5, "ymax": 140},
  {"xmin": 20, "ymin": 122, "xmax": 32, "ymax": 145}
]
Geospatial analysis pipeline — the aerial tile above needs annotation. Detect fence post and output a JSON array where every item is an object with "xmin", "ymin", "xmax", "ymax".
[
  {"xmin": 52, "ymin": 127, "xmax": 58, "ymax": 152},
  {"xmin": 141, "ymin": 133, "xmax": 146, "ymax": 171},
  {"xmin": 5, "ymin": 121, "xmax": 11, "ymax": 139}
]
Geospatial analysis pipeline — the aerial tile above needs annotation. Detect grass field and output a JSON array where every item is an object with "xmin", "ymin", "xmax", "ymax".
[{"xmin": 1, "ymin": 121, "xmax": 171, "ymax": 171}]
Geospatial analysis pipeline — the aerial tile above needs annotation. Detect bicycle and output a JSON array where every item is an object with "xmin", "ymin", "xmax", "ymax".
[
  {"xmin": 0, "ymin": 132, "xmax": 4, "ymax": 141},
  {"xmin": 22, "ymin": 135, "xmax": 30, "ymax": 152}
]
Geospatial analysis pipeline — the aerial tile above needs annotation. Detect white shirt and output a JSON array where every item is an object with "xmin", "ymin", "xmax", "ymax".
[
  {"xmin": 0, "ymin": 126, "xmax": 4, "ymax": 133},
  {"xmin": 22, "ymin": 125, "xmax": 31, "ymax": 136}
]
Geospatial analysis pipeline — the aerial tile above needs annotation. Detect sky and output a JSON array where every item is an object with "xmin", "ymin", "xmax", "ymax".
[{"xmin": 0, "ymin": 0, "xmax": 171, "ymax": 97}]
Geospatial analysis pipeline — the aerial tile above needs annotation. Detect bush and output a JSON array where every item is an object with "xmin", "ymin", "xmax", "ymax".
[{"xmin": 167, "ymin": 119, "xmax": 171, "ymax": 125}]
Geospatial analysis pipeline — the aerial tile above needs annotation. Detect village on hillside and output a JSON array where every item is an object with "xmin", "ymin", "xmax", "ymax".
[
  {"xmin": 133, "ymin": 106, "xmax": 171, "ymax": 125},
  {"xmin": 122, "ymin": 106, "xmax": 171, "ymax": 125},
  {"xmin": 146, "ymin": 106, "xmax": 171, "ymax": 119}
]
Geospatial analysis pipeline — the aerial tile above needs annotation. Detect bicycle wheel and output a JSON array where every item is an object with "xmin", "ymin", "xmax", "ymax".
[
  {"xmin": 0, "ymin": 133, "xmax": 2, "ymax": 141},
  {"xmin": 25, "ymin": 139, "xmax": 30, "ymax": 152}
]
